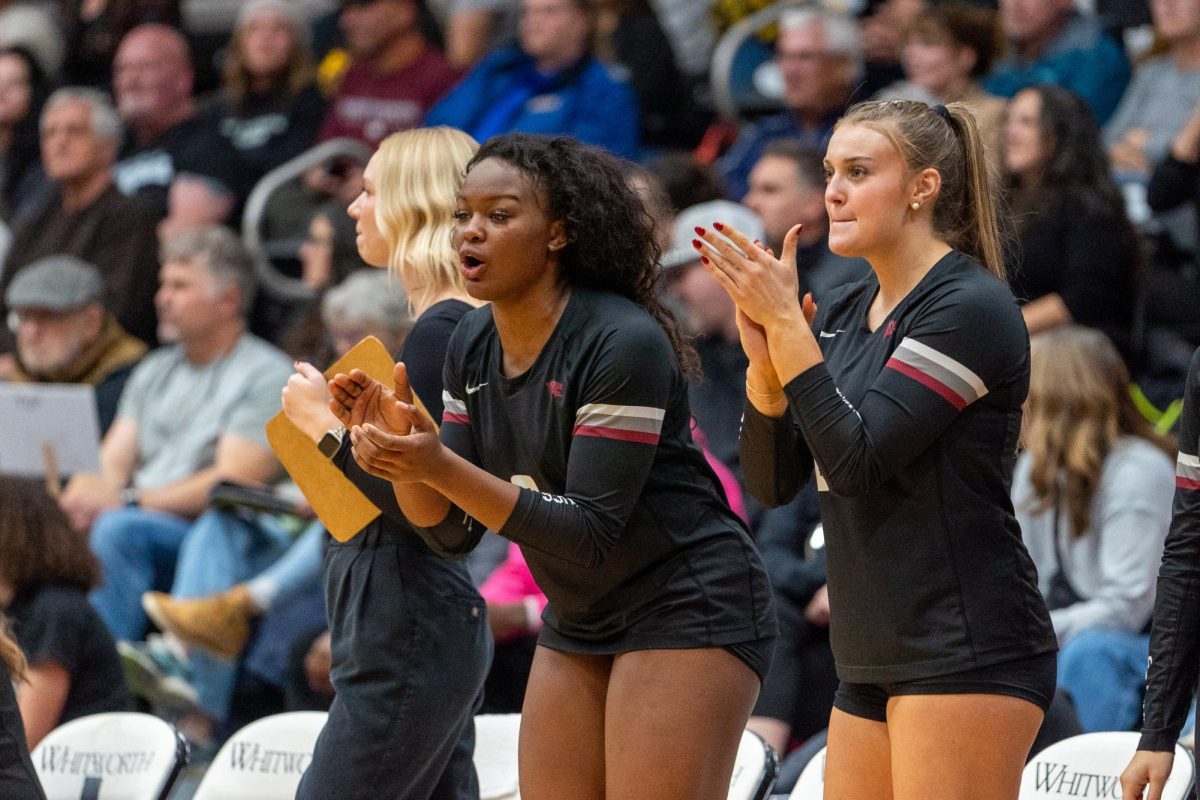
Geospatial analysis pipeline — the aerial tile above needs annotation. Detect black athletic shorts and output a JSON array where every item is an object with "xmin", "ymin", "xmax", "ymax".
[
  {"xmin": 724, "ymin": 635, "xmax": 777, "ymax": 685},
  {"xmin": 833, "ymin": 651, "xmax": 1057, "ymax": 722}
]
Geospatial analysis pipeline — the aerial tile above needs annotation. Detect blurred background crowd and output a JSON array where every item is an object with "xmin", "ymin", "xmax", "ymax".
[{"xmin": 0, "ymin": 0, "xmax": 1196, "ymax": 793}]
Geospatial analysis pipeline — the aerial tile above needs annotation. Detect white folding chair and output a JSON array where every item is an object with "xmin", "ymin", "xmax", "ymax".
[
  {"xmin": 728, "ymin": 729, "xmax": 779, "ymax": 800},
  {"xmin": 1020, "ymin": 731, "xmax": 1195, "ymax": 800},
  {"xmin": 32, "ymin": 712, "xmax": 188, "ymax": 800},
  {"xmin": 473, "ymin": 713, "xmax": 522, "ymax": 800},
  {"xmin": 788, "ymin": 745, "xmax": 826, "ymax": 799},
  {"xmin": 191, "ymin": 710, "xmax": 327, "ymax": 800},
  {"xmin": 471, "ymin": 715, "xmax": 781, "ymax": 800}
]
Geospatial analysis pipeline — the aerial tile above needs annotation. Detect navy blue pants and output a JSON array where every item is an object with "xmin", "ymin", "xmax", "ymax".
[{"xmin": 298, "ymin": 527, "xmax": 493, "ymax": 800}]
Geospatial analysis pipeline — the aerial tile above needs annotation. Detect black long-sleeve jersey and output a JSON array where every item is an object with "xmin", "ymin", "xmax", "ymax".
[
  {"xmin": 414, "ymin": 287, "xmax": 777, "ymax": 652},
  {"xmin": 741, "ymin": 251, "xmax": 1056, "ymax": 684},
  {"xmin": 1140, "ymin": 346, "xmax": 1200, "ymax": 751}
]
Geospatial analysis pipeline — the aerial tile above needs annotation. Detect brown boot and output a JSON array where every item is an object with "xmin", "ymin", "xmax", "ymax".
[{"xmin": 142, "ymin": 585, "xmax": 257, "ymax": 661}]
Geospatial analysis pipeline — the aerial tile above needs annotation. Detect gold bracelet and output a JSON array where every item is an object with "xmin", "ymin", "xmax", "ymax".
[{"xmin": 745, "ymin": 382, "xmax": 786, "ymax": 404}]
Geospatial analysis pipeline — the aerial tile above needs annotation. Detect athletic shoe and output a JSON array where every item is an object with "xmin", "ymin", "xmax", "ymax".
[
  {"xmin": 142, "ymin": 585, "xmax": 255, "ymax": 661},
  {"xmin": 118, "ymin": 636, "xmax": 199, "ymax": 712}
]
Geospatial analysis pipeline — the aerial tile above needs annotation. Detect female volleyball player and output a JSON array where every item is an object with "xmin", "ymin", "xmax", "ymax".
[
  {"xmin": 1121, "ymin": 345, "xmax": 1200, "ymax": 800},
  {"xmin": 698, "ymin": 100, "xmax": 1058, "ymax": 800},
  {"xmin": 329, "ymin": 134, "xmax": 777, "ymax": 800}
]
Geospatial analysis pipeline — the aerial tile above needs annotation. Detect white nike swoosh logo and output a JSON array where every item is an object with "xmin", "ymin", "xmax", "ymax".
[
  {"xmin": 465, "ymin": 383, "xmax": 488, "ymax": 395},
  {"xmin": 818, "ymin": 330, "xmax": 845, "ymax": 339}
]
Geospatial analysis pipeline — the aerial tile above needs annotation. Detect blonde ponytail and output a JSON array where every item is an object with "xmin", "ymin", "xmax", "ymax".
[
  {"xmin": 839, "ymin": 99, "xmax": 1009, "ymax": 281},
  {"xmin": 944, "ymin": 104, "xmax": 1006, "ymax": 281}
]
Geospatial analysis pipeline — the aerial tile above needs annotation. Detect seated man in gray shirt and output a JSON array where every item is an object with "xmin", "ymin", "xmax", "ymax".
[{"xmin": 58, "ymin": 226, "xmax": 292, "ymax": 642}]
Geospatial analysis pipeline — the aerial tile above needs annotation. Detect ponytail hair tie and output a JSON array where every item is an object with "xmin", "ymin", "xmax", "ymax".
[{"xmin": 933, "ymin": 104, "xmax": 951, "ymax": 122}]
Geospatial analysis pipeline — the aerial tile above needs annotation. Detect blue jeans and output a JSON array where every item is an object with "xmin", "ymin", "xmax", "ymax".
[
  {"xmin": 169, "ymin": 509, "xmax": 293, "ymax": 720},
  {"xmin": 1057, "ymin": 628, "xmax": 1150, "ymax": 733},
  {"xmin": 90, "ymin": 508, "xmax": 193, "ymax": 641},
  {"xmin": 248, "ymin": 519, "xmax": 326, "ymax": 606}
]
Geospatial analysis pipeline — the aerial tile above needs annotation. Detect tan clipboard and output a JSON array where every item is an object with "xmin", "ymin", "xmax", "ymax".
[{"xmin": 265, "ymin": 336, "xmax": 437, "ymax": 542}]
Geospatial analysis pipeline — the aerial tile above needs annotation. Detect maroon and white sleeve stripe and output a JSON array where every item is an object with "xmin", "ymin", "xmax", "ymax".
[
  {"xmin": 442, "ymin": 391, "xmax": 469, "ymax": 425},
  {"xmin": 572, "ymin": 403, "xmax": 665, "ymax": 445},
  {"xmin": 1179, "ymin": 453, "xmax": 1200, "ymax": 491},
  {"xmin": 884, "ymin": 337, "xmax": 988, "ymax": 411}
]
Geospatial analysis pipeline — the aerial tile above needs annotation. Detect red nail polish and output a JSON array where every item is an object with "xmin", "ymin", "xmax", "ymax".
[
  {"xmin": 694, "ymin": 226, "xmax": 705, "ymax": 236},
  {"xmin": 713, "ymin": 221, "xmax": 724, "ymax": 231},
  {"xmin": 700, "ymin": 255, "xmax": 710, "ymax": 264},
  {"xmin": 692, "ymin": 238, "xmax": 702, "ymax": 248}
]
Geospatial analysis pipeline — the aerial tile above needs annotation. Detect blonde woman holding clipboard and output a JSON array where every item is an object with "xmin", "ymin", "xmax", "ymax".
[{"xmin": 279, "ymin": 126, "xmax": 491, "ymax": 800}]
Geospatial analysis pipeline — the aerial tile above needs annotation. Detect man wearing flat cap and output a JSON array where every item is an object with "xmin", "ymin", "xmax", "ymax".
[{"xmin": 3, "ymin": 255, "xmax": 146, "ymax": 434}]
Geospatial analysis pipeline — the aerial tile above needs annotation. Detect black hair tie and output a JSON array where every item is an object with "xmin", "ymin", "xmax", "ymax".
[{"xmin": 933, "ymin": 104, "xmax": 951, "ymax": 122}]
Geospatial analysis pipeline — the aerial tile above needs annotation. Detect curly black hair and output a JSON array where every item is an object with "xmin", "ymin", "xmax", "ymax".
[{"xmin": 466, "ymin": 134, "xmax": 698, "ymax": 375}]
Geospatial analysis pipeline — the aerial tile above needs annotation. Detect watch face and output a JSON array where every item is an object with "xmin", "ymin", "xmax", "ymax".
[{"xmin": 318, "ymin": 430, "xmax": 343, "ymax": 457}]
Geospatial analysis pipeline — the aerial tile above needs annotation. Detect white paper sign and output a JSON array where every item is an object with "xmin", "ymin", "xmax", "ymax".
[{"xmin": 0, "ymin": 383, "xmax": 100, "ymax": 476}]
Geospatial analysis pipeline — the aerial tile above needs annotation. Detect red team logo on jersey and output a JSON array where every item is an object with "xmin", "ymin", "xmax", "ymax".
[
  {"xmin": 884, "ymin": 320, "xmax": 897, "ymax": 337},
  {"xmin": 546, "ymin": 380, "xmax": 564, "ymax": 398}
]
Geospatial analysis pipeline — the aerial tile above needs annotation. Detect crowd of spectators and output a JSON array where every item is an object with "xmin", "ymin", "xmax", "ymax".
[{"xmin": 0, "ymin": 0, "xmax": 1197, "ymax": 792}]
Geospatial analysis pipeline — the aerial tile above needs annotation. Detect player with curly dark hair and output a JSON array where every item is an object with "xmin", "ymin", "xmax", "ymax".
[
  {"xmin": 467, "ymin": 133, "xmax": 699, "ymax": 375},
  {"xmin": 327, "ymin": 133, "xmax": 777, "ymax": 799}
]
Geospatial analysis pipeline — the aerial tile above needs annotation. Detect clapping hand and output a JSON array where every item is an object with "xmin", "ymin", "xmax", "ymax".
[
  {"xmin": 329, "ymin": 362, "xmax": 447, "ymax": 483},
  {"xmin": 694, "ymin": 222, "xmax": 804, "ymax": 332},
  {"xmin": 348, "ymin": 394, "xmax": 446, "ymax": 484},
  {"xmin": 282, "ymin": 361, "xmax": 340, "ymax": 443},
  {"xmin": 328, "ymin": 362, "xmax": 416, "ymax": 436}
]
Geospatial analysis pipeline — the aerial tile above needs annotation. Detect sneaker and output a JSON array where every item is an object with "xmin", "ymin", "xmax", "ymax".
[
  {"xmin": 118, "ymin": 636, "xmax": 199, "ymax": 712},
  {"xmin": 142, "ymin": 585, "xmax": 256, "ymax": 661}
]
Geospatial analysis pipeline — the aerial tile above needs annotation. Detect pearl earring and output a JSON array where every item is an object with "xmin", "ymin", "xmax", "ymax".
[{"xmin": 911, "ymin": 201, "xmax": 921, "ymax": 210}]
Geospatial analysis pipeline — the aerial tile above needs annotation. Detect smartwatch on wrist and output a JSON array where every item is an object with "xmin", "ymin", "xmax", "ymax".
[{"xmin": 318, "ymin": 427, "xmax": 346, "ymax": 458}]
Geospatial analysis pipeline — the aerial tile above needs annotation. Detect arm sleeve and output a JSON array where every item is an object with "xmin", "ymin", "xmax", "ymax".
[
  {"xmin": 1147, "ymin": 154, "xmax": 1199, "ymax": 214},
  {"xmin": 785, "ymin": 286, "xmax": 1023, "ymax": 497},
  {"xmin": 739, "ymin": 402, "xmax": 814, "ymax": 508},
  {"xmin": 424, "ymin": 320, "xmax": 677, "ymax": 568},
  {"xmin": 332, "ymin": 310, "xmax": 459, "ymax": 527},
  {"xmin": 738, "ymin": 298, "xmax": 834, "ymax": 508},
  {"xmin": 499, "ymin": 322, "xmax": 674, "ymax": 567},
  {"xmin": 1051, "ymin": 448, "xmax": 1175, "ymax": 641},
  {"xmin": 1141, "ymin": 347, "xmax": 1200, "ymax": 750}
]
